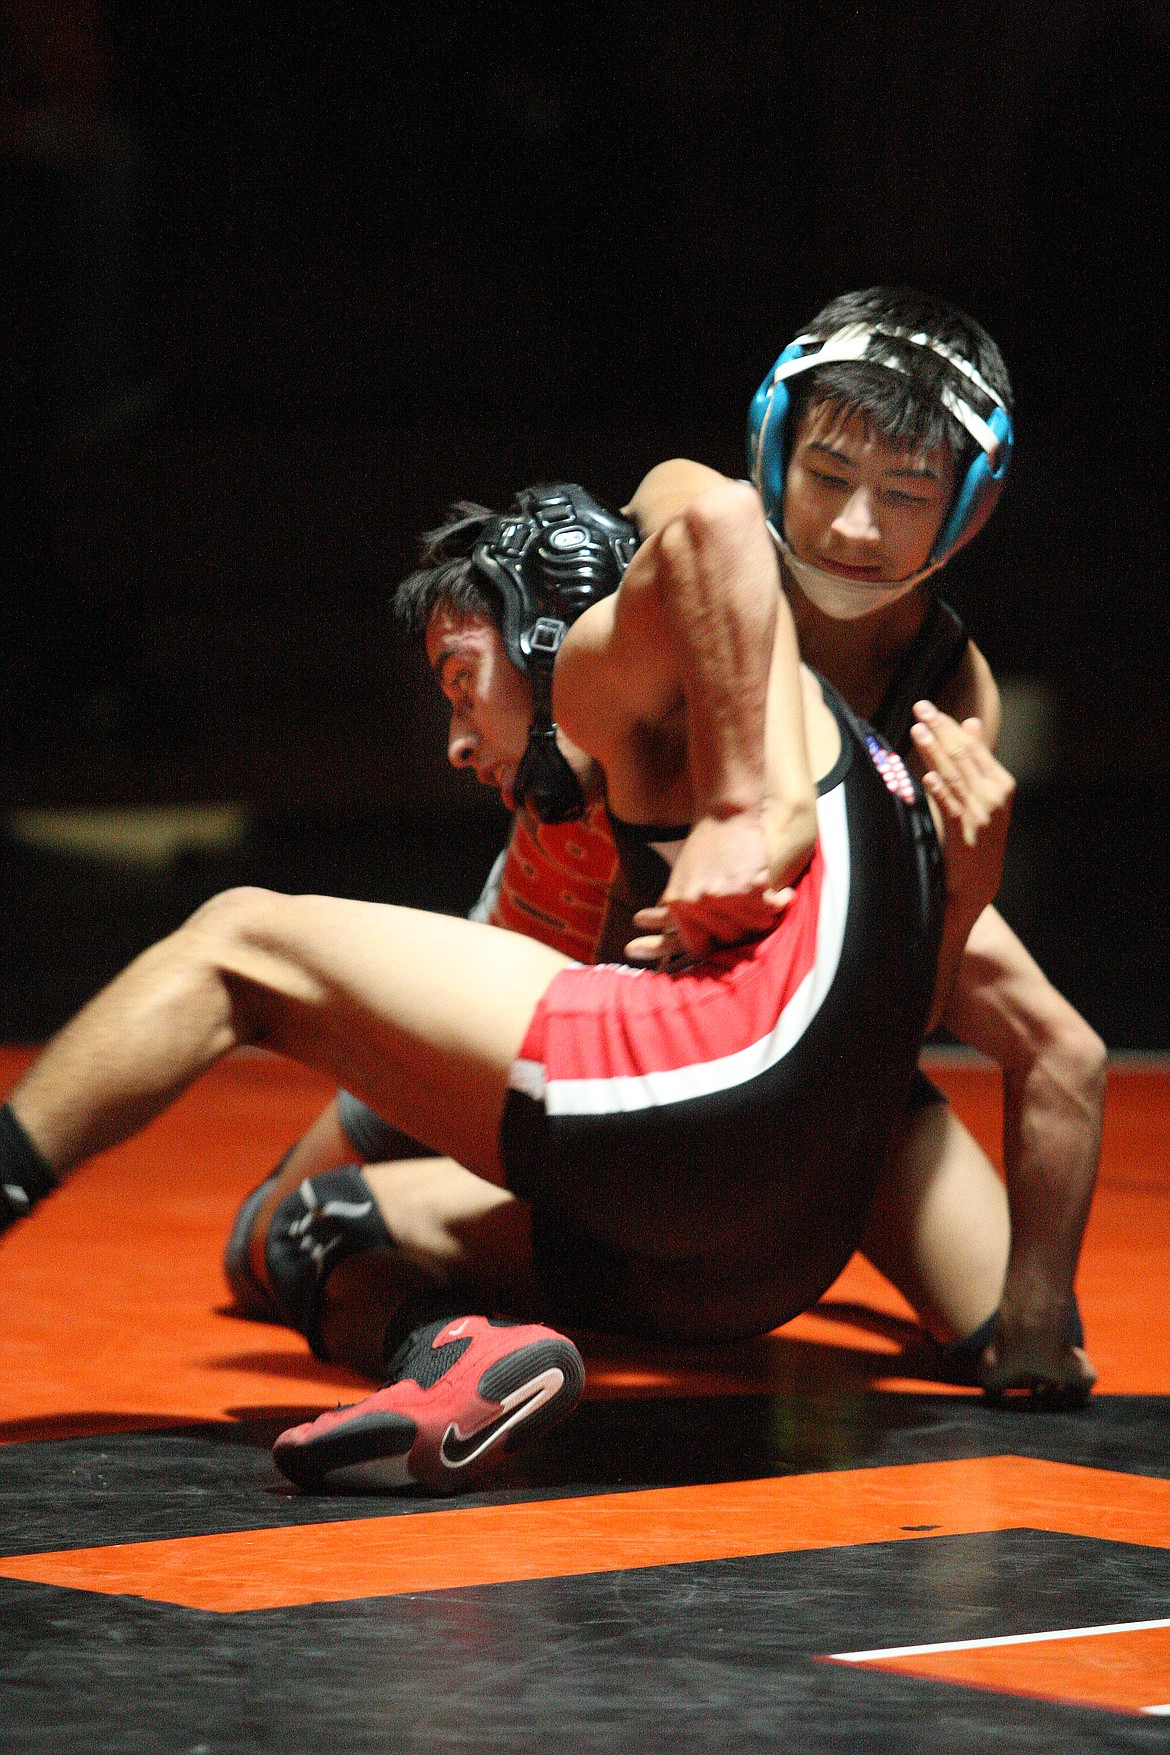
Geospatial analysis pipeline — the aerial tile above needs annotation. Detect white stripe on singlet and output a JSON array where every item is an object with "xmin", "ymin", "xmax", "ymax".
[{"xmin": 509, "ymin": 781, "xmax": 851, "ymax": 1116}]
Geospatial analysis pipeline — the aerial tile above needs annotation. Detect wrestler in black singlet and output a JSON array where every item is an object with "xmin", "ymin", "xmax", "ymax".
[
  {"xmin": 336, "ymin": 595, "xmax": 970, "ymax": 1149},
  {"xmin": 504, "ymin": 677, "xmax": 945, "ymax": 1343}
]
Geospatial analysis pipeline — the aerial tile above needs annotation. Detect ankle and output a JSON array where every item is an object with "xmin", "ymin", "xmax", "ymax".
[{"xmin": 1, "ymin": 1104, "xmax": 58, "ymax": 1232}]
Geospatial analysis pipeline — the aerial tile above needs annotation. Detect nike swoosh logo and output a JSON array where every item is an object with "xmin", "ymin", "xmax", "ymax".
[
  {"xmin": 439, "ymin": 1368, "xmax": 565, "ymax": 1469},
  {"xmin": 445, "ymin": 1319, "xmax": 471, "ymax": 1337}
]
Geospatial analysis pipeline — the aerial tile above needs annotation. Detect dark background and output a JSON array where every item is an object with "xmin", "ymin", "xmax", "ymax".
[{"xmin": 1, "ymin": 0, "xmax": 1167, "ymax": 1044}]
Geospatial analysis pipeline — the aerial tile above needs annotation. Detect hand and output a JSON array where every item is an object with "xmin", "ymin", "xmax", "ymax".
[
  {"xmin": 626, "ymin": 891, "xmax": 794, "ymax": 968},
  {"xmin": 980, "ymin": 1302, "xmax": 1097, "ymax": 1409},
  {"xmin": 910, "ymin": 702, "xmax": 1015, "ymax": 912},
  {"xmin": 624, "ymin": 810, "xmax": 796, "ymax": 965}
]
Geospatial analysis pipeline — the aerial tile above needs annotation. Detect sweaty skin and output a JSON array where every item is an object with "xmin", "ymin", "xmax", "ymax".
[
  {"xmin": 2, "ymin": 491, "xmax": 1010, "ymax": 1374},
  {"xmin": 628, "ymin": 452, "xmax": 1099, "ymax": 1402}
]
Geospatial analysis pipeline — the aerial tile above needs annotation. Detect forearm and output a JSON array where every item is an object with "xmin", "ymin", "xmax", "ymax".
[
  {"xmin": 942, "ymin": 905, "xmax": 1106, "ymax": 1317},
  {"xmin": 656, "ymin": 483, "xmax": 780, "ymax": 821},
  {"xmin": 925, "ymin": 893, "xmax": 986, "ymax": 1035},
  {"xmin": 563, "ymin": 481, "xmax": 815, "ymax": 951},
  {"xmin": 761, "ymin": 636, "xmax": 819, "ymax": 886},
  {"xmin": 998, "ymin": 1051, "xmax": 1102, "ymax": 1319}
]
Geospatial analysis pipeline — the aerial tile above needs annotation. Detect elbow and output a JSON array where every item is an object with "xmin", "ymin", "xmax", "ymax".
[
  {"xmin": 1022, "ymin": 1010, "xmax": 1109, "ymax": 1128},
  {"xmin": 663, "ymin": 479, "xmax": 766, "ymax": 562},
  {"xmin": 1062, "ymin": 1017, "xmax": 1109, "ymax": 1112}
]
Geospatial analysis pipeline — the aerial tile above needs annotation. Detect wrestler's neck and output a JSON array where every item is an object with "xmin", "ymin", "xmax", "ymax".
[{"xmin": 783, "ymin": 564, "xmax": 934, "ymax": 725}]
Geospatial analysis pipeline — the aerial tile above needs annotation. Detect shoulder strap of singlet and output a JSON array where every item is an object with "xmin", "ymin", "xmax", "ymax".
[
  {"xmin": 810, "ymin": 673, "xmax": 858, "ymax": 797},
  {"xmin": 817, "ymin": 669, "xmax": 945, "ymax": 992},
  {"xmin": 871, "ymin": 595, "xmax": 969, "ymax": 755},
  {"xmin": 603, "ymin": 807, "xmax": 691, "ymax": 845}
]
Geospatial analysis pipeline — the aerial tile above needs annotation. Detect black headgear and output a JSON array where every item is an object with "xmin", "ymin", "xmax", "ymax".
[{"xmin": 472, "ymin": 484, "xmax": 638, "ymax": 823}]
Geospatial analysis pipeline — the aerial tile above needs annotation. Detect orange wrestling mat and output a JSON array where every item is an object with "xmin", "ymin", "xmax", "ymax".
[{"xmin": 1, "ymin": 1047, "xmax": 1166, "ymax": 1438}]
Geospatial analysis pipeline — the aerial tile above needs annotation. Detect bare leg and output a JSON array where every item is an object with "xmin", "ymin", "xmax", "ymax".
[
  {"xmin": 221, "ymin": 1088, "xmax": 541, "ymax": 1374},
  {"xmin": 7, "ymin": 887, "xmax": 570, "ymax": 1187},
  {"xmin": 318, "ymin": 1160, "xmax": 541, "ymax": 1375},
  {"xmin": 861, "ymin": 1100, "xmax": 1010, "ymax": 1343}
]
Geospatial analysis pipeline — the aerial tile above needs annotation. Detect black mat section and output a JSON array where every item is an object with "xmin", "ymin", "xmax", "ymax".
[
  {"xmin": 2, "ymin": 1394, "xmax": 1168, "ymax": 1557},
  {"xmin": 2, "ymin": 1528, "xmax": 1168, "ymax": 1753},
  {"xmin": 5, "ymin": 1397, "xmax": 1169, "ymax": 1751}
]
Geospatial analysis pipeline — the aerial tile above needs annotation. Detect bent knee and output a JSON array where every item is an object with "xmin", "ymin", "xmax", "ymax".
[
  {"xmin": 183, "ymin": 885, "xmax": 284, "ymax": 949},
  {"xmin": 177, "ymin": 887, "xmax": 310, "ymax": 1008}
]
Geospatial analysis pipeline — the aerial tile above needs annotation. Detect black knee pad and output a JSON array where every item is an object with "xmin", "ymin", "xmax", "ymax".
[{"xmin": 264, "ymin": 1165, "xmax": 394, "ymax": 1359}]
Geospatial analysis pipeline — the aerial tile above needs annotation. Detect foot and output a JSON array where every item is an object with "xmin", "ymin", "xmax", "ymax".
[
  {"xmin": 272, "ymin": 1310, "xmax": 585, "ymax": 1493},
  {"xmin": 936, "ymin": 1295, "xmax": 1089, "ymax": 1402}
]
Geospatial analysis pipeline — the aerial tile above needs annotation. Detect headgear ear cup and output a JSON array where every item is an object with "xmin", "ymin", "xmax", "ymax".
[
  {"xmin": 747, "ymin": 342, "xmax": 806, "ymax": 514},
  {"xmin": 930, "ymin": 402, "xmax": 1013, "ymax": 563},
  {"xmin": 472, "ymin": 485, "xmax": 639, "ymax": 823}
]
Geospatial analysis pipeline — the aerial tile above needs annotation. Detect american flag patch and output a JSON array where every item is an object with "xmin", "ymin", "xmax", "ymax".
[{"xmin": 866, "ymin": 735, "xmax": 917, "ymax": 804}]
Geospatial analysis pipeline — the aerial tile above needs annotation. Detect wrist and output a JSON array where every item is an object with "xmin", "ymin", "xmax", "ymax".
[{"xmin": 999, "ymin": 1254, "xmax": 1076, "ymax": 1331}]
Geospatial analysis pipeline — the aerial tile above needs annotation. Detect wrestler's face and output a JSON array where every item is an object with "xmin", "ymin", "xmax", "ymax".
[
  {"xmin": 426, "ymin": 605, "xmax": 533, "ymax": 809},
  {"xmin": 782, "ymin": 402, "xmax": 957, "ymax": 586}
]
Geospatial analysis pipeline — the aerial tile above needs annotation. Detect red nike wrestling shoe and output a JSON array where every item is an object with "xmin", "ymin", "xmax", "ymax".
[{"xmin": 272, "ymin": 1310, "xmax": 585, "ymax": 1493}]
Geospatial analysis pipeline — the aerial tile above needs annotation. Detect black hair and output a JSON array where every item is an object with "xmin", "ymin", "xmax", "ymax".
[
  {"xmin": 792, "ymin": 285, "xmax": 1014, "ymax": 461},
  {"xmin": 392, "ymin": 500, "xmax": 502, "ymax": 633}
]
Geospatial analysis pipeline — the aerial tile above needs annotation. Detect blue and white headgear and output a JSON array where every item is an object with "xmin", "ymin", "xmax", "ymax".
[
  {"xmin": 747, "ymin": 322, "xmax": 1013, "ymax": 601},
  {"xmin": 473, "ymin": 483, "xmax": 638, "ymax": 823}
]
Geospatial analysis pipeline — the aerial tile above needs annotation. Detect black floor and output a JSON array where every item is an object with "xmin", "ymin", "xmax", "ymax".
[{"xmin": 3, "ymin": 1395, "xmax": 1169, "ymax": 1753}]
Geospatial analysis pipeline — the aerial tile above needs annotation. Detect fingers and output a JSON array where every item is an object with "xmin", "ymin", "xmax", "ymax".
[
  {"xmin": 983, "ymin": 1371, "xmax": 1095, "ymax": 1412},
  {"xmin": 626, "ymin": 889, "xmax": 794, "ymax": 967},
  {"xmin": 913, "ymin": 703, "xmax": 1007, "ymax": 786},
  {"xmin": 911, "ymin": 702, "xmax": 1014, "ymax": 849},
  {"xmin": 632, "ymin": 905, "xmax": 672, "ymax": 932},
  {"xmin": 625, "ymin": 932, "xmax": 672, "ymax": 965}
]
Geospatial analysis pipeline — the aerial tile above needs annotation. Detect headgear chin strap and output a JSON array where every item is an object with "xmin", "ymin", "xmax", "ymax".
[
  {"xmin": 771, "ymin": 538, "xmax": 923, "ymax": 621},
  {"xmin": 473, "ymin": 484, "xmax": 639, "ymax": 824},
  {"xmin": 747, "ymin": 321, "xmax": 1014, "ymax": 603}
]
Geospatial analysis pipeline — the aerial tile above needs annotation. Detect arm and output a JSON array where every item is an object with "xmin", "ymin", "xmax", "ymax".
[
  {"xmin": 941, "ymin": 906, "xmax": 1105, "ymax": 1402},
  {"xmin": 935, "ymin": 636, "xmax": 1003, "ymax": 750},
  {"xmin": 556, "ymin": 480, "xmax": 817, "ymax": 953},
  {"xmin": 909, "ymin": 703, "xmax": 1016, "ymax": 1033},
  {"xmin": 935, "ymin": 638, "xmax": 1103, "ymax": 1399},
  {"xmin": 623, "ymin": 458, "xmax": 731, "ymax": 537}
]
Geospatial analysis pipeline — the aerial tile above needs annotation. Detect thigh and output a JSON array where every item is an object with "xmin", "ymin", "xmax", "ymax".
[
  {"xmin": 218, "ymin": 894, "xmax": 572, "ymax": 1184},
  {"xmin": 862, "ymin": 1096, "xmax": 1010, "ymax": 1342}
]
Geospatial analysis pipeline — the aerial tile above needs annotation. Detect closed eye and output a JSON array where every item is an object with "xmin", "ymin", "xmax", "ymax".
[{"xmin": 883, "ymin": 488, "xmax": 937, "ymax": 508}]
